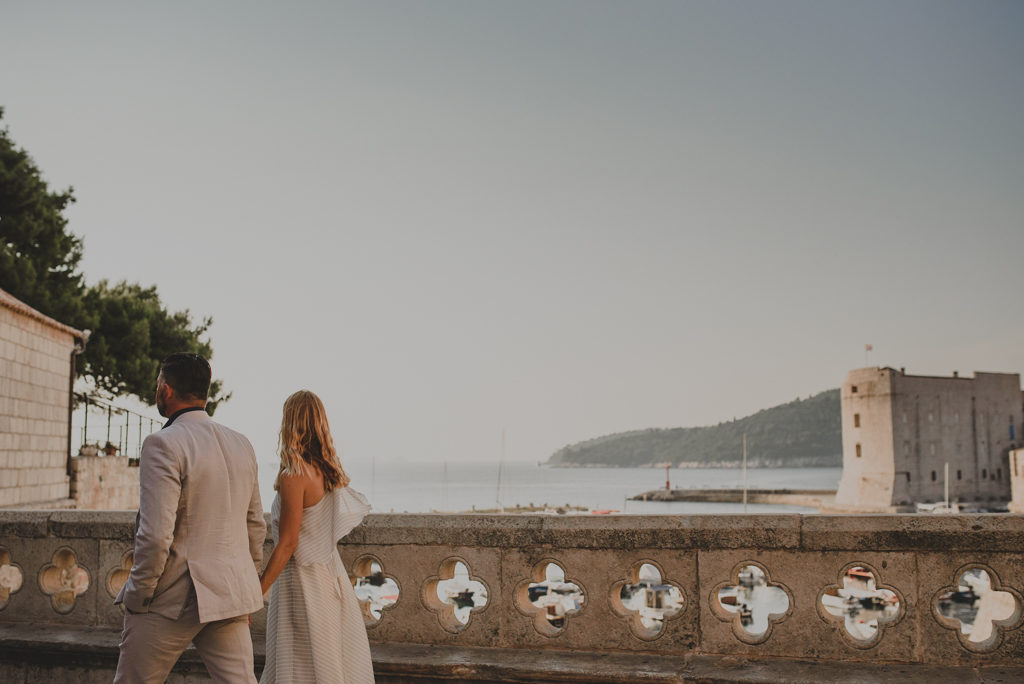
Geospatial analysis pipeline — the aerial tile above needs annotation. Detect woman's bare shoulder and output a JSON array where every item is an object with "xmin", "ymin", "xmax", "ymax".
[{"xmin": 277, "ymin": 467, "xmax": 316, "ymax": 497}]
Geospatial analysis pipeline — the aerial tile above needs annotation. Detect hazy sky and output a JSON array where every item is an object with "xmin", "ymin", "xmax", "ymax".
[{"xmin": 4, "ymin": 2, "xmax": 1023, "ymax": 477}]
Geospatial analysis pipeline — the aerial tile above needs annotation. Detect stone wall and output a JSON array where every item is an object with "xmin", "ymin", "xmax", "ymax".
[
  {"xmin": 0, "ymin": 294, "xmax": 82, "ymax": 509},
  {"xmin": 69, "ymin": 455, "xmax": 139, "ymax": 510},
  {"xmin": 0, "ymin": 511, "xmax": 1021, "ymax": 682},
  {"xmin": 836, "ymin": 367, "xmax": 1023, "ymax": 511}
]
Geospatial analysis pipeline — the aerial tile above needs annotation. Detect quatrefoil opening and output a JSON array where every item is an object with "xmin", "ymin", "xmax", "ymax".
[
  {"xmin": 106, "ymin": 549, "xmax": 133, "ymax": 599},
  {"xmin": 514, "ymin": 560, "xmax": 586, "ymax": 637},
  {"xmin": 351, "ymin": 555, "xmax": 400, "ymax": 628},
  {"xmin": 0, "ymin": 547, "xmax": 24, "ymax": 610},
  {"xmin": 934, "ymin": 565, "xmax": 1023, "ymax": 653},
  {"xmin": 422, "ymin": 557, "xmax": 490, "ymax": 633},
  {"xmin": 818, "ymin": 563, "xmax": 903, "ymax": 648},
  {"xmin": 38, "ymin": 546, "xmax": 90, "ymax": 615},
  {"xmin": 712, "ymin": 562, "xmax": 791, "ymax": 644},
  {"xmin": 611, "ymin": 560, "xmax": 684, "ymax": 640}
]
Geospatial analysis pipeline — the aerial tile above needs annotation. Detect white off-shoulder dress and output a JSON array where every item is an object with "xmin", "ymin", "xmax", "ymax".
[{"xmin": 261, "ymin": 487, "xmax": 374, "ymax": 684}]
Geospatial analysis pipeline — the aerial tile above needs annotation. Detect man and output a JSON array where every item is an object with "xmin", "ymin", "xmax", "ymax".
[{"xmin": 115, "ymin": 353, "xmax": 265, "ymax": 683}]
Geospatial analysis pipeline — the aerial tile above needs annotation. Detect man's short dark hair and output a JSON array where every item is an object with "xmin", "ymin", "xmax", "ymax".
[{"xmin": 160, "ymin": 353, "xmax": 212, "ymax": 401}]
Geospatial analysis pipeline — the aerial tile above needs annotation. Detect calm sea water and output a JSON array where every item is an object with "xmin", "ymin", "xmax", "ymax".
[{"xmin": 257, "ymin": 460, "xmax": 842, "ymax": 515}]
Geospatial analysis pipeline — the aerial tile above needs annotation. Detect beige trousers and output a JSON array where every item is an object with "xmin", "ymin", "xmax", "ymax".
[{"xmin": 114, "ymin": 582, "xmax": 258, "ymax": 684}]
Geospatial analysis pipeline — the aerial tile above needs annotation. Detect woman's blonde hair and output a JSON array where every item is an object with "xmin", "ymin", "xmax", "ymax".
[{"xmin": 275, "ymin": 390, "xmax": 350, "ymax": 491}]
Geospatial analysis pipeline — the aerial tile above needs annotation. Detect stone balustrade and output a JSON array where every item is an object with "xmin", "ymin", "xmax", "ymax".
[{"xmin": 0, "ymin": 511, "xmax": 1023, "ymax": 682}]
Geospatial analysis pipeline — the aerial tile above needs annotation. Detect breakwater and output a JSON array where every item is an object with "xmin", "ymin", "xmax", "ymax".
[{"xmin": 631, "ymin": 488, "xmax": 836, "ymax": 508}]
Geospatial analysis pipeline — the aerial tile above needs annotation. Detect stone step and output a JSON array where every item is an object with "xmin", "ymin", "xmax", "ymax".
[{"xmin": 0, "ymin": 623, "xmax": 1017, "ymax": 683}]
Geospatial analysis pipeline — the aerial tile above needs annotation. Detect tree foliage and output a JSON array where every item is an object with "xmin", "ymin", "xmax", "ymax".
[
  {"xmin": 0, "ymin": 108, "xmax": 90, "ymax": 330},
  {"xmin": 82, "ymin": 281, "xmax": 231, "ymax": 412},
  {"xmin": 0, "ymin": 108, "xmax": 229, "ymax": 412}
]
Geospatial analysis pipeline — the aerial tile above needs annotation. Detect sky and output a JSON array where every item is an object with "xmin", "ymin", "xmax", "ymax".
[{"xmin": 3, "ymin": 1, "xmax": 1023, "ymax": 483}]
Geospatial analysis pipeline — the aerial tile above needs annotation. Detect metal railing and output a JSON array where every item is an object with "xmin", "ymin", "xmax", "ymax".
[{"xmin": 71, "ymin": 393, "xmax": 161, "ymax": 464}]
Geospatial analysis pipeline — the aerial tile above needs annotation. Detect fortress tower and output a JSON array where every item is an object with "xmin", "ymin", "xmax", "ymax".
[
  {"xmin": 834, "ymin": 367, "xmax": 1023, "ymax": 512},
  {"xmin": 1010, "ymin": 448, "xmax": 1024, "ymax": 513}
]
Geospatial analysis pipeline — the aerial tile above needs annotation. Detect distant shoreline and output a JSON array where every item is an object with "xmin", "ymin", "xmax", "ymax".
[{"xmin": 545, "ymin": 460, "xmax": 840, "ymax": 469}]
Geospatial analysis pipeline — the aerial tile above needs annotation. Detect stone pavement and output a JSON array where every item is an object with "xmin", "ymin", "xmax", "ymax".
[{"xmin": 0, "ymin": 623, "xmax": 1020, "ymax": 683}]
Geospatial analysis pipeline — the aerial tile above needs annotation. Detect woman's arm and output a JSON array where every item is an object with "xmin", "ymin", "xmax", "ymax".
[{"xmin": 259, "ymin": 472, "xmax": 306, "ymax": 595}]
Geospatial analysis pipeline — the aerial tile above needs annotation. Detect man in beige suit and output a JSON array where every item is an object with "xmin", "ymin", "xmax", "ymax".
[{"xmin": 115, "ymin": 353, "xmax": 266, "ymax": 683}]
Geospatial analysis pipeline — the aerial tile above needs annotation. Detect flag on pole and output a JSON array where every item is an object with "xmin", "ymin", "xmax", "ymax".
[{"xmin": 865, "ymin": 344, "xmax": 873, "ymax": 351}]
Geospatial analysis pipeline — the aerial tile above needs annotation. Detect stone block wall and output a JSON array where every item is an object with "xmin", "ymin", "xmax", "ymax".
[
  {"xmin": 69, "ymin": 456, "xmax": 140, "ymax": 510},
  {"xmin": 0, "ymin": 302, "xmax": 79, "ymax": 508}
]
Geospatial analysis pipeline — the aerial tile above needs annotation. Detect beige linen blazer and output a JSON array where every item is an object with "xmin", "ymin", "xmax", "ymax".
[{"xmin": 115, "ymin": 410, "xmax": 266, "ymax": 623}]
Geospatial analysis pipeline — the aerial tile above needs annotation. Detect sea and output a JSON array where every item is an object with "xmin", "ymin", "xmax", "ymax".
[{"xmin": 256, "ymin": 461, "xmax": 843, "ymax": 515}]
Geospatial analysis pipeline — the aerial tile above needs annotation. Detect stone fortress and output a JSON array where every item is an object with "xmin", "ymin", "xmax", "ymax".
[{"xmin": 834, "ymin": 367, "xmax": 1024, "ymax": 512}]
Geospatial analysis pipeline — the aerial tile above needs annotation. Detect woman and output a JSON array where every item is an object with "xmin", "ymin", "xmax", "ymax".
[{"xmin": 260, "ymin": 390, "xmax": 374, "ymax": 683}]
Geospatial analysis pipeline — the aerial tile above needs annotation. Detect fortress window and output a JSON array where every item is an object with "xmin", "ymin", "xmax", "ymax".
[
  {"xmin": 851, "ymin": 386, "xmax": 858, "ymax": 393},
  {"xmin": 854, "ymin": 414, "xmax": 860, "ymax": 428},
  {"xmin": 957, "ymin": 470, "xmax": 962, "ymax": 480},
  {"xmin": 855, "ymin": 444, "xmax": 862, "ymax": 458},
  {"xmin": 906, "ymin": 473, "xmax": 911, "ymax": 482},
  {"xmin": 931, "ymin": 471, "xmax": 936, "ymax": 481},
  {"xmin": 997, "ymin": 468, "xmax": 1002, "ymax": 480},
  {"xmin": 982, "ymin": 469, "xmax": 987, "ymax": 479}
]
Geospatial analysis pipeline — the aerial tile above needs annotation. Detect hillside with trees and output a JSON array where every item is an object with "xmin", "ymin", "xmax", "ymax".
[{"xmin": 547, "ymin": 389, "xmax": 841, "ymax": 468}]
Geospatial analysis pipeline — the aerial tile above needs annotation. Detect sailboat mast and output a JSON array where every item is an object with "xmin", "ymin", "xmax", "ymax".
[
  {"xmin": 496, "ymin": 429, "xmax": 505, "ymax": 513},
  {"xmin": 743, "ymin": 433, "xmax": 748, "ymax": 514}
]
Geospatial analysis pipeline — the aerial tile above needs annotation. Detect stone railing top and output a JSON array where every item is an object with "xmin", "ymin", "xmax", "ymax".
[{"xmin": 1, "ymin": 510, "xmax": 1022, "ymax": 552}]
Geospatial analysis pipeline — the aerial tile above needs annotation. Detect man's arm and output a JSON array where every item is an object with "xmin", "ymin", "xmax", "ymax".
[
  {"xmin": 117, "ymin": 434, "xmax": 181, "ymax": 613},
  {"xmin": 246, "ymin": 459, "xmax": 266, "ymax": 574}
]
